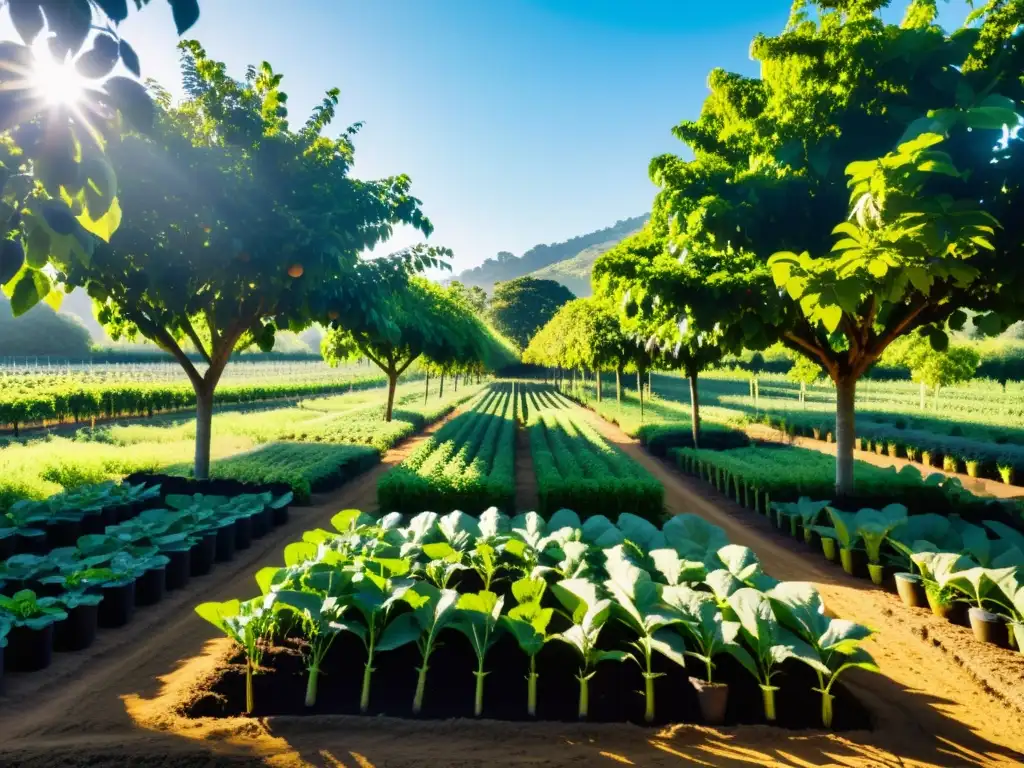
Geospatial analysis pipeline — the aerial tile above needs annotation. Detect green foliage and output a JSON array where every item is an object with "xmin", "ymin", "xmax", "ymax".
[
  {"xmin": 0, "ymin": 0, "xmax": 201, "ymax": 313},
  {"xmin": 488, "ymin": 276, "xmax": 576, "ymax": 349},
  {"xmin": 883, "ymin": 335, "xmax": 980, "ymax": 393}
]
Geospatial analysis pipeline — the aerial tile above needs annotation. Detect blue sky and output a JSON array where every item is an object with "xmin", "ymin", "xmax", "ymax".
[{"xmin": 5, "ymin": 1, "xmax": 976, "ymax": 276}]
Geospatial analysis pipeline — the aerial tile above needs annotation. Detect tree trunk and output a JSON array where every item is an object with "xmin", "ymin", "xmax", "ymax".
[
  {"xmin": 933, "ymin": 384, "xmax": 940, "ymax": 411},
  {"xmin": 424, "ymin": 372, "xmax": 430, "ymax": 405},
  {"xmin": 800, "ymin": 380, "xmax": 806, "ymax": 408},
  {"xmin": 439, "ymin": 373, "xmax": 445, "ymax": 399},
  {"xmin": 835, "ymin": 375, "xmax": 857, "ymax": 498},
  {"xmin": 385, "ymin": 370, "xmax": 398, "ymax": 422},
  {"xmin": 689, "ymin": 370, "xmax": 701, "ymax": 449},
  {"xmin": 194, "ymin": 383, "xmax": 214, "ymax": 480},
  {"xmin": 648, "ymin": 370, "xmax": 653, "ymax": 397},
  {"xmin": 637, "ymin": 369, "xmax": 645, "ymax": 420},
  {"xmin": 596, "ymin": 370, "xmax": 602, "ymax": 402},
  {"xmin": 919, "ymin": 381, "xmax": 926, "ymax": 410},
  {"xmin": 454, "ymin": 374, "xmax": 459, "ymax": 391},
  {"xmin": 616, "ymin": 368, "xmax": 622, "ymax": 404}
]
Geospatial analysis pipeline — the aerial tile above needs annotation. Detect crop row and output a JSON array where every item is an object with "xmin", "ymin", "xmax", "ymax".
[
  {"xmin": 671, "ymin": 444, "xmax": 1022, "ymax": 531},
  {"xmin": 764, "ymin": 498, "xmax": 1024, "ymax": 656},
  {"xmin": 0, "ymin": 373, "xmax": 391, "ymax": 433},
  {"xmin": 524, "ymin": 385, "xmax": 663, "ymax": 520},
  {"xmin": 196, "ymin": 508, "xmax": 875, "ymax": 728},
  {"xmin": 0, "ymin": 490, "xmax": 293, "ymax": 678},
  {"xmin": 377, "ymin": 384, "xmax": 516, "ymax": 514}
]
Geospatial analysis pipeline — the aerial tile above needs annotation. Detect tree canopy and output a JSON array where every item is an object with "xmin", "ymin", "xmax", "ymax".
[
  {"xmin": 488, "ymin": 276, "xmax": 575, "ymax": 349},
  {"xmin": 322, "ymin": 276, "xmax": 517, "ymax": 420},
  {"xmin": 601, "ymin": 0, "xmax": 1023, "ymax": 492},
  {"xmin": 0, "ymin": 0, "xmax": 201, "ymax": 314},
  {"xmin": 56, "ymin": 41, "xmax": 441, "ymax": 476}
]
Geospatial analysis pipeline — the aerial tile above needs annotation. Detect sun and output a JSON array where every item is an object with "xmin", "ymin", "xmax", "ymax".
[{"xmin": 29, "ymin": 41, "xmax": 87, "ymax": 107}]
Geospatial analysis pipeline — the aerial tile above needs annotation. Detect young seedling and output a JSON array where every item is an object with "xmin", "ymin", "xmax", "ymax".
[
  {"xmin": 603, "ymin": 546, "xmax": 685, "ymax": 723},
  {"xmin": 395, "ymin": 583, "xmax": 461, "ymax": 714},
  {"xmin": 500, "ymin": 577, "xmax": 554, "ymax": 716},
  {"xmin": 273, "ymin": 591, "xmax": 349, "ymax": 707},
  {"xmin": 551, "ymin": 578, "xmax": 629, "ymax": 720},
  {"xmin": 452, "ymin": 590, "xmax": 505, "ymax": 717},
  {"xmin": 195, "ymin": 597, "xmax": 274, "ymax": 715}
]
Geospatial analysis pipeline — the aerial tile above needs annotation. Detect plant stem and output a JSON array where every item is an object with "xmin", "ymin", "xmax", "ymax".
[
  {"xmin": 304, "ymin": 665, "xmax": 319, "ymax": 708},
  {"xmin": 413, "ymin": 662, "xmax": 429, "ymax": 715},
  {"xmin": 360, "ymin": 659, "xmax": 374, "ymax": 713},
  {"xmin": 527, "ymin": 656, "xmax": 538, "ymax": 717},
  {"xmin": 705, "ymin": 657, "xmax": 714, "ymax": 684},
  {"xmin": 821, "ymin": 691, "xmax": 835, "ymax": 729},
  {"xmin": 760, "ymin": 685, "xmax": 778, "ymax": 722},
  {"xmin": 473, "ymin": 664, "xmax": 486, "ymax": 717},
  {"xmin": 644, "ymin": 673, "xmax": 655, "ymax": 723},
  {"xmin": 245, "ymin": 659, "xmax": 254, "ymax": 715},
  {"xmin": 577, "ymin": 675, "xmax": 589, "ymax": 719}
]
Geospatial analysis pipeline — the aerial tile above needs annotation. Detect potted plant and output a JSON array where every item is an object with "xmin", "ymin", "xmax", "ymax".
[
  {"xmin": 997, "ymin": 458, "xmax": 1015, "ymax": 485},
  {"xmin": 911, "ymin": 551, "xmax": 973, "ymax": 622},
  {"xmin": 0, "ymin": 616, "xmax": 9, "ymax": 677},
  {"xmin": 656, "ymin": 585, "xmax": 755, "ymax": 725},
  {"xmin": 854, "ymin": 505, "xmax": 907, "ymax": 587},
  {"xmin": 947, "ymin": 567, "xmax": 1016, "ymax": 647},
  {"xmin": 811, "ymin": 508, "xmax": 863, "ymax": 576},
  {"xmin": 0, "ymin": 589, "xmax": 68, "ymax": 671},
  {"xmin": 55, "ymin": 589, "xmax": 105, "ymax": 651},
  {"xmin": 905, "ymin": 444, "xmax": 919, "ymax": 462}
]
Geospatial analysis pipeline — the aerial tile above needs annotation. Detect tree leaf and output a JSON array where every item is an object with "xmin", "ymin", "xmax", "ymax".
[
  {"xmin": 168, "ymin": 0, "xmax": 201, "ymax": 34},
  {"xmin": 104, "ymin": 76, "xmax": 156, "ymax": 133},
  {"xmin": 77, "ymin": 196, "xmax": 121, "ymax": 242},
  {"xmin": 119, "ymin": 39, "xmax": 140, "ymax": 77},
  {"xmin": 9, "ymin": 0, "xmax": 45, "ymax": 44}
]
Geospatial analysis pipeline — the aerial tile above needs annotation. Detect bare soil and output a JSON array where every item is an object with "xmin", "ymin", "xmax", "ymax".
[{"xmin": 1, "ymin": 402, "xmax": 1023, "ymax": 767}]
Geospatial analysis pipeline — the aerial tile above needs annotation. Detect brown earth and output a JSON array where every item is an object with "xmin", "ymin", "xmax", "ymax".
[{"xmin": 2, "ymin": 402, "xmax": 1024, "ymax": 767}]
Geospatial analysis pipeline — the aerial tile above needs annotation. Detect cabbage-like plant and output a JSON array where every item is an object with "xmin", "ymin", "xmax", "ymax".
[
  {"xmin": 655, "ymin": 585, "xmax": 754, "ymax": 684},
  {"xmin": 945, "ymin": 566, "xmax": 1019, "ymax": 611},
  {"xmin": 727, "ymin": 588, "xmax": 819, "ymax": 722},
  {"xmin": 438, "ymin": 510, "xmax": 482, "ymax": 552},
  {"xmin": 811, "ymin": 508, "xmax": 860, "ymax": 571},
  {"xmin": 532, "ymin": 539, "xmax": 591, "ymax": 580},
  {"xmin": 388, "ymin": 582, "xmax": 460, "ymax": 714},
  {"xmin": 853, "ymin": 505, "xmax": 907, "ymax": 584},
  {"xmin": 603, "ymin": 547, "xmax": 685, "ymax": 722},
  {"xmin": 195, "ymin": 597, "xmax": 275, "ymax": 715},
  {"xmin": 397, "ymin": 511, "xmax": 439, "ymax": 557},
  {"xmin": 0, "ymin": 589, "xmax": 68, "ymax": 629},
  {"xmin": 469, "ymin": 542, "xmax": 502, "ymax": 591},
  {"xmin": 647, "ymin": 548, "xmax": 707, "ymax": 586},
  {"xmin": 767, "ymin": 582, "xmax": 878, "ymax": 727},
  {"xmin": 452, "ymin": 590, "xmax": 505, "ymax": 716},
  {"xmin": 273, "ymin": 591, "xmax": 350, "ymax": 707},
  {"xmin": 423, "ymin": 557, "xmax": 467, "ymax": 589},
  {"xmin": 990, "ymin": 572, "xmax": 1024, "ymax": 653},
  {"xmin": 662, "ymin": 514, "xmax": 729, "ymax": 566},
  {"xmin": 616, "ymin": 513, "xmax": 667, "ymax": 552},
  {"xmin": 887, "ymin": 513, "xmax": 960, "ymax": 572},
  {"xmin": 332, "ymin": 570, "xmax": 414, "ymax": 713},
  {"xmin": 772, "ymin": 498, "xmax": 830, "ymax": 543},
  {"xmin": 551, "ymin": 578, "xmax": 628, "ymax": 719},
  {"xmin": 715, "ymin": 545, "xmax": 778, "ymax": 591},
  {"xmin": 500, "ymin": 577, "xmax": 554, "ymax": 716}
]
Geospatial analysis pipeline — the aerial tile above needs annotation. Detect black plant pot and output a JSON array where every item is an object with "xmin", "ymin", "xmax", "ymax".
[
  {"xmin": 46, "ymin": 518, "xmax": 83, "ymax": 549},
  {"xmin": 80, "ymin": 511, "xmax": 106, "ymax": 535},
  {"xmin": 29, "ymin": 579, "xmax": 65, "ymax": 599},
  {"xmin": 0, "ymin": 534, "xmax": 15, "ymax": 561},
  {"xmin": 215, "ymin": 523, "xmax": 236, "ymax": 563},
  {"xmin": 7, "ymin": 623, "xmax": 55, "ymax": 672},
  {"xmin": 98, "ymin": 581, "xmax": 136, "ymax": 628},
  {"xmin": 234, "ymin": 516, "xmax": 252, "ymax": 551},
  {"xmin": 250, "ymin": 508, "xmax": 270, "ymax": 539},
  {"xmin": 272, "ymin": 505, "xmax": 289, "ymax": 527},
  {"xmin": 14, "ymin": 529, "xmax": 48, "ymax": 555},
  {"xmin": 165, "ymin": 549, "xmax": 191, "ymax": 591},
  {"xmin": 101, "ymin": 506, "xmax": 120, "ymax": 528},
  {"xmin": 135, "ymin": 566, "xmax": 166, "ymax": 607},
  {"xmin": 115, "ymin": 503, "xmax": 135, "ymax": 524},
  {"xmin": 55, "ymin": 603, "xmax": 99, "ymax": 652},
  {"xmin": 191, "ymin": 533, "xmax": 217, "ymax": 577}
]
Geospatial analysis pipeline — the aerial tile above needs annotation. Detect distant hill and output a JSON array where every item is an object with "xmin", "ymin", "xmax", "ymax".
[
  {"xmin": 525, "ymin": 239, "xmax": 624, "ymax": 297},
  {"xmin": 0, "ymin": 295, "xmax": 93, "ymax": 358},
  {"xmin": 454, "ymin": 215, "xmax": 647, "ymax": 294}
]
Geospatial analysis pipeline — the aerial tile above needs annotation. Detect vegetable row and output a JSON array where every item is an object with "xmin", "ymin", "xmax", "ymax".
[
  {"xmin": 377, "ymin": 384, "xmax": 516, "ymax": 514},
  {"xmin": 525, "ymin": 386, "xmax": 663, "ymax": 520},
  {"xmin": 671, "ymin": 444, "xmax": 1020, "ymax": 528},
  {"xmin": 769, "ymin": 497, "xmax": 1024, "ymax": 653},
  {"xmin": 198, "ymin": 507, "xmax": 876, "ymax": 728},
  {"xmin": 0, "ymin": 491, "xmax": 292, "ymax": 678}
]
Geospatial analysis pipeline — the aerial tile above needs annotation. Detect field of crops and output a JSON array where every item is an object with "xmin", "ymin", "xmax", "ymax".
[
  {"xmin": 523, "ymin": 384, "xmax": 663, "ymax": 520},
  {"xmin": 0, "ymin": 381, "xmax": 483, "ymax": 508},
  {"xmin": 0, "ymin": 360, "xmax": 394, "ymax": 433},
  {"xmin": 378, "ymin": 384, "xmax": 516, "ymax": 514},
  {"xmin": 192, "ymin": 507, "xmax": 874, "ymax": 729}
]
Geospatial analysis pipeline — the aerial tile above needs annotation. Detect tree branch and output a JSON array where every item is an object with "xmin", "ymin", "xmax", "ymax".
[
  {"xmin": 127, "ymin": 307, "xmax": 203, "ymax": 390},
  {"xmin": 397, "ymin": 353, "xmax": 420, "ymax": 376},
  {"xmin": 782, "ymin": 325, "xmax": 837, "ymax": 377},
  {"xmin": 180, "ymin": 316, "xmax": 212, "ymax": 366}
]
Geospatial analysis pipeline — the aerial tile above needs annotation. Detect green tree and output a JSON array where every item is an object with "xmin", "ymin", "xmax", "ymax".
[
  {"xmin": 322, "ymin": 276, "xmax": 514, "ymax": 421},
  {"xmin": 58, "ymin": 42, "xmax": 438, "ymax": 478},
  {"xmin": 489, "ymin": 276, "xmax": 575, "ymax": 349},
  {"xmin": 883, "ymin": 334, "xmax": 980, "ymax": 409},
  {"xmin": 787, "ymin": 355, "xmax": 826, "ymax": 408},
  {"xmin": 0, "ymin": 0, "xmax": 201, "ymax": 314},
  {"xmin": 447, "ymin": 281, "xmax": 488, "ymax": 316},
  {"xmin": 644, "ymin": 0, "xmax": 1023, "ymax": 495}
]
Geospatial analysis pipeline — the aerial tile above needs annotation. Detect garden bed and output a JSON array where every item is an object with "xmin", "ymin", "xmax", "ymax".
[{"xmin": 184, "ymin": 610, "xmax": 870, "ymax": 730}]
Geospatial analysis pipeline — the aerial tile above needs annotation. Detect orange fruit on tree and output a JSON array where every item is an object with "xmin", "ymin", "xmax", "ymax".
[{"xmin": 287, "ymin": 263, "xmax": 304, "ymax": 278}]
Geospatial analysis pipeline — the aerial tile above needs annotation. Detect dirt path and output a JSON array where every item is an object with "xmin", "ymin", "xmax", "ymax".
[
  {"xmin": 514, "ymin": 427, "xmax": 538, "ymax": 512},
  {"xmin": 744, "ymin": 423, "xmax": 1023, "ymax": 500},
  {"xmin": 3, "ymin": 401, "xmax": 1024, "ymax": 767}
]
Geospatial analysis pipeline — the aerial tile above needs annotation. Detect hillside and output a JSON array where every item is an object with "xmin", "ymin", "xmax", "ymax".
[
  {"xmin": 524, "ymin": 238, "xmax": 624, "ymax": 297},
  {"xmin": 454, "ymin": 214, "xmax": 647, "ymax": 293}
]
